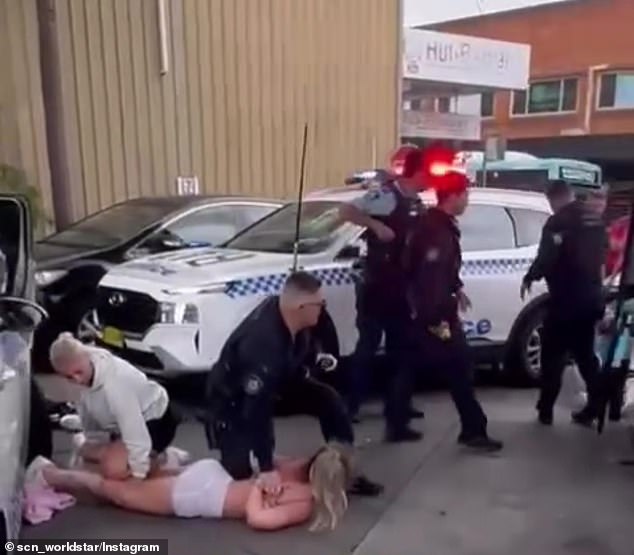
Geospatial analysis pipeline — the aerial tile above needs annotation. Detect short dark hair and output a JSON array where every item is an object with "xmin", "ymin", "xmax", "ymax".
[
  {"xmin": 283, "ymin": 271, "xmax": 322, "ymax": 294},
  {"xmin": 545, "ymin": 180, "xmax": 573, "ymax": 200}
]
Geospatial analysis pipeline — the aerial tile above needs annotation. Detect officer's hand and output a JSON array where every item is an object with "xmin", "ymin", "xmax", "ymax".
[
  {"xmin": 257, "ymin": 470, "xmax": 282, "ymax": 495},
  {"xmin": 520, "ymin": 279, "xmax": 531, "ymax": 301},
  {"xmin": 371, "ymin": 221, "xmax": 396, "ymax": 243},
  {"xmin": 457, "ymin": 290, "xmax": 472, "ymax": 313}
]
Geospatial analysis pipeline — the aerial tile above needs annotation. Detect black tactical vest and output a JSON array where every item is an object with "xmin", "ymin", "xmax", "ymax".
[{"xmin": 363, "ymin": 180, "xmax": 423, "ymax": 288}]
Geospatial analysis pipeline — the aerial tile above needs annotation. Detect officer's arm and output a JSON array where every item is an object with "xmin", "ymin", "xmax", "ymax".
[
  {"xmin": 338, "ymin": 187, "xmax": 396, "ymax": 234},
  {"xmin": 524, "ymin": 217, "xmax": 560, "ymax": 284}
]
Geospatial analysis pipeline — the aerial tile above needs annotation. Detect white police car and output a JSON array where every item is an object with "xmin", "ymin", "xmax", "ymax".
[{"xmin": 92, "ymin": 185, "xmax": 551, "ymax": 383}]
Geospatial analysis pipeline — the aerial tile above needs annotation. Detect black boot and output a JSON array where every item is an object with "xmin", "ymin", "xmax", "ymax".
[
  {"xmin": 572, "ymin": 406, "xmax": 597, "ymax": 428},
  {"xmin": 408, "ymin": 406, "xmax": 425, "ymax": 419},
  {"xmin": 348, "ymin": 475, "xmax": 384, "ymax": 497},
  {"xmin": 385, "ymin": 426, "xmax": 423, "ymax": 443},
  {"xmin": 458, "ymin": 434, "xmax": 504, "ymax": 452},
  {"xmin": 536, "ymin": 399, "xmax": 553, "ymax": 426}
]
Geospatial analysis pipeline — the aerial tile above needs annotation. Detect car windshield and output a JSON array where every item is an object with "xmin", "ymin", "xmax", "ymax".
[
  {"xmin": 225, "ymin": 200, "xmax": 345, "ymax": 254},
  {"xmin": 41, "ymin": 202, "xmax": 177, "ymax": 249}
]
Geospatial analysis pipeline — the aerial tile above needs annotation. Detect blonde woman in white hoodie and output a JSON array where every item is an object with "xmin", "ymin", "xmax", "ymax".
[{"xmin": 49, "ymin": 332, "xmax": 184, "ymax": 480}]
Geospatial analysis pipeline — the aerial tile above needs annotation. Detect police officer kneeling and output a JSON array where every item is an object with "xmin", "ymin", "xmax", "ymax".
[
  {"xmin": 204, "ymin": 271, "xmax": 383, "ymax": 496},
  {"xmin": 521, "ymin": 180, "xmax": 607, "ymax": 427},
  {"xmin": 408, "ymin": 173, "xmax": 503, "ymax": 452}
]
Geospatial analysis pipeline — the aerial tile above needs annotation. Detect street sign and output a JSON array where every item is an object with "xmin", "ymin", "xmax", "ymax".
[{"xmin": 176, "ymin": 176, "xmax": 200, "ymax": 196}]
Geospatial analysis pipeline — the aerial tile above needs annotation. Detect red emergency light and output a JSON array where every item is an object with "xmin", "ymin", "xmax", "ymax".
[
  {"xmin": 389, "ymin": 142, "xmax": 467, "ymax": 191},
  {"xmin": 390, "ymin": 145, "xmax": 422, "ymax": 178}
]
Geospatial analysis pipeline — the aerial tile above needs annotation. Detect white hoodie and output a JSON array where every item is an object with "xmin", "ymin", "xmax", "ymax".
[{"xmin": 78, "ymin": 347, "xmax": 169, "ymax": 478}]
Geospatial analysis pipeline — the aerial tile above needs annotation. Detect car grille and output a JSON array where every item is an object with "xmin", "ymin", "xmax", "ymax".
[{"xmin": 96, "ymin": 287, "xmax": 159, "ymax": 335}]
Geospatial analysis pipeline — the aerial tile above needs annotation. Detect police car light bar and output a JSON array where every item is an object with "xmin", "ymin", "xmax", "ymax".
[{"xmin": 344, "ymin": 170, "xmax": 380, "ymax": 185}]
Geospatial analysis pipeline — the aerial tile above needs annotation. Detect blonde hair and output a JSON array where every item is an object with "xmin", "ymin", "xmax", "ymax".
[
  {"xmin": 307, "ymin": 442, "xmax": 354, "ymax": 532},
  {"xmin": 49, "ymin": 332, "xmax": 86, "ymax": 371}
]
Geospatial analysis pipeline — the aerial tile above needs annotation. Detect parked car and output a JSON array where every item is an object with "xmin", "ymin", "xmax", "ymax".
[
  {"xmin": 32, "ymin": 196, "xmax": 281, "ymax": 371},
  {"xmin": 92, "ymin": 185, "xmax": 552, "ymax": 384},
  {"xmin": 0, "ymin": 196, "xmax": 48, "ymax": 548}
]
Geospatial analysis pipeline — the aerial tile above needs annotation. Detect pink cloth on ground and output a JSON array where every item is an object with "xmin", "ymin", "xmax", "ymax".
[{"xmin": 23, "ymin": 483, "xmax": 76, "ymax": 525}]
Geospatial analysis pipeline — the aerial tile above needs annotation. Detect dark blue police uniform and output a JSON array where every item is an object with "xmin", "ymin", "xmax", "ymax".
[
  {"xmin": 408, "ymin": 207, "xmax": 502, "ymax": 450},
  {"xmin": 205, "ymin": 296, "xmax": 354, "ymax": 479},
  {"xmin": 346, "ymin": 178, "xmax": 423, "ymax": 436},
  {"xmin": 523, "ymin": 199, "xmax": 608, "ymax": 425}
]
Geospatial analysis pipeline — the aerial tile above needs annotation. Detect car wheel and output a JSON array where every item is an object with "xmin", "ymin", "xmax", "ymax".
[
  {"xmin": 76, "ymin": 307, "xmax": 98, "ymax": 343},
  {"xmin": 506, "ymin": 306, "xmax": 545, "ymax": 386},
  {"xmin": 68, "ymin": 293, "xmax": 98, "ymax": 343}
]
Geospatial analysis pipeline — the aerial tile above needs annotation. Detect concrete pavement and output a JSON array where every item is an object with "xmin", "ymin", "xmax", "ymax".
[{"xmin": 25, "ymin": 378, "xmax": 634, "ymax": 555}]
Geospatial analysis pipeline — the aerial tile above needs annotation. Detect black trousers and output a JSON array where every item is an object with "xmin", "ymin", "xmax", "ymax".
[
  {"xmin": 538, "ymin": 307, "xmax": 601, "ymax": 414},
  {"xmin": 146, "ymin": 402, "xmax": 179, "ymax": 454},
  {"xmin": 215, "ymin": 375, "xmax": 355, "ymax": 480},
  {"xmin": 411, "ymin": 318, "xmax": 488, "ymax": 438},
  {"xmin": 347, "ymin": 280, "xmax": 415, "ymax": 430}
]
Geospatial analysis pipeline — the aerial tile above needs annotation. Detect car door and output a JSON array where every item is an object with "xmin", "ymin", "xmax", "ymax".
[
  {"xmin": 459, "ymin": 203, "xmax": 522, "ymax": 344},
  {"xmin": 0, "ymin": 196, "xmax": 46, "ymax": 542}
]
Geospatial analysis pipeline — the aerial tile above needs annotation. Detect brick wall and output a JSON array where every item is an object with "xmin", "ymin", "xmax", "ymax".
[{"xmin": 428, "ymin": 0, "xmax": 634, "ymax": 140}]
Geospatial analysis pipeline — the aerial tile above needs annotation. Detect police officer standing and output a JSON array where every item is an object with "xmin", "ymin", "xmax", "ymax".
[
  {"xmin": 205, "ymin": 271, "xmax": 382, "ymax": 496},
  {"xmin": 338, "ymin": 161, "xmax": 424, "ymax": 442},
  {"xmin": 521, "ymin": 180, "xmax": 607, "ymax": 426},
  {"xmin": 407, "ymin": 172, "xmax": 503, "ymax": 452}
]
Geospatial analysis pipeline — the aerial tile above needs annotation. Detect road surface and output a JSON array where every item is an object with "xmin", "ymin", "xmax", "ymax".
[{"xmin": 25, "ymin": 378, "xmax": 634, "ymax": 555}]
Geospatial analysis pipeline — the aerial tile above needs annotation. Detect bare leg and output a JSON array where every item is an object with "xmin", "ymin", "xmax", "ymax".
[
  {"xmin": 78, "ymin": 440, "xmax": 130, "ymax": 480},
  {"xmin": 42, "ymin": 466, "xmax": 104, "ymax": 497},
  {"xmin": 42, "ymin": 466, "xmax": 175, "ymax": 516}
]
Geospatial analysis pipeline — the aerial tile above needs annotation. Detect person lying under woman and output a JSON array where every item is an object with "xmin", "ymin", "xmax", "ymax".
[
  {"xmin": 25, "ymin": 442, "xmax": 353, "ymax": 532},
  {"xmin": 49, "ymin": 332, "xmax": 187, "ymax": 480}
]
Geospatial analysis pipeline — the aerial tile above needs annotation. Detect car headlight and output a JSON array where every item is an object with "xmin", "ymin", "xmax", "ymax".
[
  {"xmin": 159, "ymin": 302, "xmax": 200, "ymax": 324},
  {"xmin": 35, "ymin": 270, "xmax": 68, "ymax": 287}
]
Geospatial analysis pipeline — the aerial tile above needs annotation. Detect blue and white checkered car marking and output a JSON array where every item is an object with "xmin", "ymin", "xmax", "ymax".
[
  {"xmin": 224, "ymin": 267, "xmax": 355, "ymax": 299},
  {"xmin": 223, "ymin": 258, "xmax": 534, "ymax": 299},
  {"xmin": 463, "ymin": 257, "xmax": 533, "ymax": 276}
]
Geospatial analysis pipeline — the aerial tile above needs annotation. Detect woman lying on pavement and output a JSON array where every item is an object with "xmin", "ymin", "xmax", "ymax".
[
  {"xmin": 49, "ymin": 332, "xmax": 185, "ymax": 480},
  {"xmin": 25, "ymin": 442, "xmax": 353, "ymax": 531}
]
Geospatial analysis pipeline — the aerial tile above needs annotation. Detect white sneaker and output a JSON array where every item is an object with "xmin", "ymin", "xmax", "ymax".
[
  {"xmin": 161, "ymin": 447, "xmax": 191, "ymax": 470},
  {"xmin": 59, "ymin": 414, "xmax": 83, "ymax": 433},
  {"xmin": 168, "ymin": 446, "xmax": 191, "ymax": 465},
  {"xmin": 68, "ymin": 432, "xmax": 87, "ymax": 468},
  {"xmin": 25, "ymin": 456, "xmax": 55, "ymax": 488}
]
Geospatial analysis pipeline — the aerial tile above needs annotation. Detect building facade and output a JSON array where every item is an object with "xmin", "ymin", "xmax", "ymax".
[
  {"xmin": 421, "ymin": 0, "xmax": 634, "ymax": 183},
  {"xmin": 1, "ymin": 0, "xmax": 400, "ymax": 229}
]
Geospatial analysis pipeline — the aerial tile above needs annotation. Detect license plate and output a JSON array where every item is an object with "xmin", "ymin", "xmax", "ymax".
[{"xmin": 101, "ymin": 326, "xmax": 124, "ymax": 348}]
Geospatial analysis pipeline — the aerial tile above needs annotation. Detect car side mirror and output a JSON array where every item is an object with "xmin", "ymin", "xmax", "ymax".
[
  {"xmin": 336, "ymin": 245, "xmax": 361, "ymax": 260},
  {"xmin": 0, "ymin": 195, "xmax": 33, "ymax": 297},
  {"xmin": 0, "ymin": 297, "xmax": 48, "ymax": 332}
]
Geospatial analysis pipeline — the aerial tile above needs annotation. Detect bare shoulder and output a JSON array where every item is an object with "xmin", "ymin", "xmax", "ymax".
[{"xmin": 278, "ymin": 482, "xmax": 313, "ymax": 505}]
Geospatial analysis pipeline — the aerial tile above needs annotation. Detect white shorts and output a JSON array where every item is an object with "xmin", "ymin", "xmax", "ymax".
[{"xmin": 171, "ymin": 459, "xmax": 233, "ymax": 518}]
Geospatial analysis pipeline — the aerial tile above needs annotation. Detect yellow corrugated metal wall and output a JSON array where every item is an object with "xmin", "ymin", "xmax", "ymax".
[
  {"xmin": 0, "ymin": 0, "xmax": 55, "ymax": 224},
  {"xmin": 54, "ymin": 0, "xmax": 400, "ymax": 221},
  {"xmin": 2, "ymin": 0, "xmax": 399, "ymax": 224}
]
